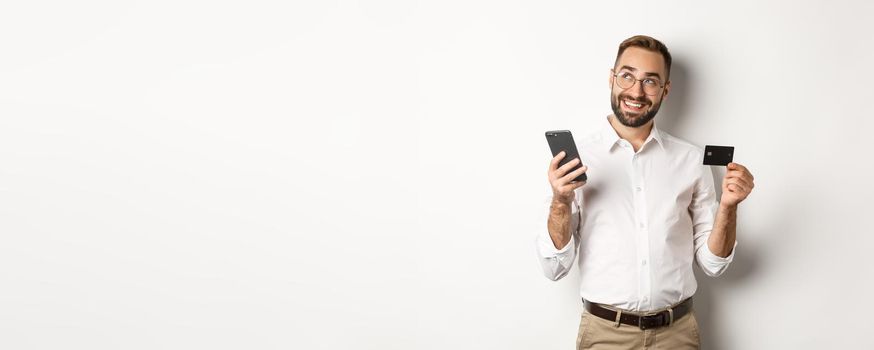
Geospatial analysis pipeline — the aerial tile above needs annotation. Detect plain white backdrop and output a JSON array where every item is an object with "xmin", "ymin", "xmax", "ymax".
[{"xmin": 1, "ymin": 0, "xmax": 873, "ymax": 349}]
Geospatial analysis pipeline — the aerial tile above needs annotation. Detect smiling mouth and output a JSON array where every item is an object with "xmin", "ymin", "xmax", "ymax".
[{"xmin": 622, "ymin": 99, "xmax": 647, "ymax": 111}]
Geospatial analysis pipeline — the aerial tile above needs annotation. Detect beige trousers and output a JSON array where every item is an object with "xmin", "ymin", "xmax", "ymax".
[{"xmin": 576, "ymin": 309, "xmax": 701, "ymax": 350}]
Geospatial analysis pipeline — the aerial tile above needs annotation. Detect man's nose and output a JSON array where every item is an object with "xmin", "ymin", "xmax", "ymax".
[{"xmin": 628, "ymin": 80, "xmax": 646, "ymax": 97}]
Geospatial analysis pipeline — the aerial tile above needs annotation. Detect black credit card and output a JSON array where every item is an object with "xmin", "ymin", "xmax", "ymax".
[{"xmin": 703, "ymin": 145, "xmax": 734, "ymax": 166}]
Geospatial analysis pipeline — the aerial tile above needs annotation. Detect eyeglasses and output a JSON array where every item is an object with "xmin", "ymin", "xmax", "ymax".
[{"xmin": 612, "ymin": 70, "xmax": 665, "ymax": 96}]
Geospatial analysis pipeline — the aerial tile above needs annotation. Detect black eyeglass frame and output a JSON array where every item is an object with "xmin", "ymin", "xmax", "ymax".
[{"xmin": 611, "ymin": 69, "xmax": 667, "ymax": 96}]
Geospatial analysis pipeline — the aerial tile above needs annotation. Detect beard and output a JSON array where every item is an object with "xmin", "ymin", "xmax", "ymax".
[{"xmin": 610, "ymin": 89, "xmax": 663, "ymax": 128}]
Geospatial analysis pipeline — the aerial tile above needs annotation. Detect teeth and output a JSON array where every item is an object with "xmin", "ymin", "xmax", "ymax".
[{"xmin": 624, "ymin": 100, "xmax": 643, "ymax": 108}]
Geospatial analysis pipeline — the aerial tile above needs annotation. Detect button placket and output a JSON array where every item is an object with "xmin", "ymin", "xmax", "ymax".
[{"xmin": 631, "ymin": 152, "xmax": 652, "ymax": 311}]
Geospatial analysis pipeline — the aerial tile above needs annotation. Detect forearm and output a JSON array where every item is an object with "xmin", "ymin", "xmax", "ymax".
[
  {"xmin": 708, "ymin": 203, "xmax": 737, "ymax": 258},
  {"xmin": 547, "ymin": 200, "xmax": 573, "ymax": 249}
]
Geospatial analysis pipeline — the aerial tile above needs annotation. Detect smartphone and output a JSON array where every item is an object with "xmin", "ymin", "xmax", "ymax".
[{"xmin": 545, "ymin": 130, "xmax": 587, "ymax": 182}]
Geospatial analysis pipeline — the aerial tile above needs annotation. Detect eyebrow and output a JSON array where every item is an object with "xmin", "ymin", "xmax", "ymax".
[{"xmin": 617, "ymin": 65, "xmax": 663, "ymax": 80}]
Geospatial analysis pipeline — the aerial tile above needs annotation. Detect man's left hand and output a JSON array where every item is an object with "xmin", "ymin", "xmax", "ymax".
[{"xmin": 720, "ymin": 162, "xmax": 755, "ymax": 207}]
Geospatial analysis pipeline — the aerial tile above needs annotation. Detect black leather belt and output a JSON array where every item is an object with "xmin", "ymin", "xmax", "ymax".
[{"xmin": 583, "ymin": 297, "xmax": 693, "ymax": 330}]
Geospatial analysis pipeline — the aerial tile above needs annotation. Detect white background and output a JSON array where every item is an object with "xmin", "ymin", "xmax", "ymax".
[{"xmin": 1, "ymin": 0, "xmax": 873, "ymax": 349}]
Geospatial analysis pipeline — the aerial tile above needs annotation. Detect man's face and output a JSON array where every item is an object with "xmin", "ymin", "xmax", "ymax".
[{"xmin": 609, "ymin": 47, "xmax": 671, "ymax": 128}]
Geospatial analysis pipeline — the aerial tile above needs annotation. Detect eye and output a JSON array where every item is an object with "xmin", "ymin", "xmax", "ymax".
[
  {"xmin": 620, "ymin": 72, "xmax": 635, "ymax": 80},
  {"xmin": 643, "ymin": 79, "xmax": 658, "ymax": 86}
]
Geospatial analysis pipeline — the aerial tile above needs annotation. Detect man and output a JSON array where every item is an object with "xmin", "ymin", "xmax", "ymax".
[{"xmin": 535, "ymin": 35, "xmax": 755, "ymax": 349}]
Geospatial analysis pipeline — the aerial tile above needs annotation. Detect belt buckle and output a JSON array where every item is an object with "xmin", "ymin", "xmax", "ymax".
[
  {"xmin": 638, "ymin": 312, "xmax": 654, "ymax": 330},
  {"xmin": 638, "ymin": 311, "xmax": 665, "ymax": 330}
]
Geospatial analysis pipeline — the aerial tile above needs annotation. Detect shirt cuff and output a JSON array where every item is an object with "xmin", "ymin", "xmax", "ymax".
[
  {"xmin": 699, "ymin": 240, "xmax": 737, "ymax": 264},
  {"xmin": 537, "ymin": 232, "xmax": 575, "ymax": 257}
]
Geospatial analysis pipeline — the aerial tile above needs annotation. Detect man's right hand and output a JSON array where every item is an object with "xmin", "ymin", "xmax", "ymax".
[{"xmin": 548, "ymin": 151, "xmax": 588, "ymax": 204}]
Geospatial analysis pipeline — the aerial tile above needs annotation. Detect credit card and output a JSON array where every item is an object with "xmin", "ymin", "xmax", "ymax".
[{"xmin": 703, "ymin": 145, "xmax": 734, "ymax": 166}]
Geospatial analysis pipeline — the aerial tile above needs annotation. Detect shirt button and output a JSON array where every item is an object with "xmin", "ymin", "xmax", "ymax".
[
  {"xmin": 635, "ymin": 187, "xmax": 642, "ymax": 192},
  {"xmin": 642, "ymin": 260, "xmax": 647, "ymax": 266},
  {"xmin": 639, "ymin": 223, "xmax": 645, "ymax": 229}
]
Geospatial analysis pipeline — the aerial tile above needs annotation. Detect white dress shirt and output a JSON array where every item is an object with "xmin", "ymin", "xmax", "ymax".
[{"xmin": 536, "ymin": 116, "xmax": 736, "ymax": 312}]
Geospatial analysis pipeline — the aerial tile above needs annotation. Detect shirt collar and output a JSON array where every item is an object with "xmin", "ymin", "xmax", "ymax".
[{"xmin": 600, "ymin": 115, "xmax": 666, "ymax": 152}]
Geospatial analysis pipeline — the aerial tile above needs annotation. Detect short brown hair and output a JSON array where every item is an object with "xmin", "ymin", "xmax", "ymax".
[{"xmin": 614, "ymin": 35, "xmax": 672, "ymax": 80}]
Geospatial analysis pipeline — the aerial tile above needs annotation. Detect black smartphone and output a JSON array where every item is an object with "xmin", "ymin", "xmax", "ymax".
[{"xmin": 545, "ymin": 130, "xmax": 587, "ymax": 182}]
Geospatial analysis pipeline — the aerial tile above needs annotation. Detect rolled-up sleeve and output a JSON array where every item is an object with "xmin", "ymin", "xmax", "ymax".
[
  {"xmin": 689, "ymin": 164, "xmax": 736, "ymax": 277},
  {"xmin": 535, "ymin": 193, "xmax": 581, "ymax": 281}
]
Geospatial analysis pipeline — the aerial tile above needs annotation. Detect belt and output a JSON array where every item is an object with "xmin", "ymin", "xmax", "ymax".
[{"xmin": 583, "ymin": 297, "xmax": 693, "ymax": 330}]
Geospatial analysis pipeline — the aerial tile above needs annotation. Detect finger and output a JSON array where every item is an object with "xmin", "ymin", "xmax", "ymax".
[
  {"xmin": 726, "ymin": 182, "xmax": 743, "ymax": 193},
  {"xmin": 549, "ymin": 151, "xmax": 566, "ymax": 171},
  {"xmin": 725, "ymin": 170, "xmax": 754, "ymax": 184},
  {"xmin": 553, "ymin": 168, "xmax": 577, "ymax": 187},
  {"xmin": 560, "ymin": 179, "xmax": 587, "ymax": 193},
  {"xmin": 728, "ymin": 163, "xmax": 753, "ymax": 180},
  {"xmin": 559, "ymin": 165, "xmax": 588, "ymax": 183},
  {"xmin": 727, "ymin": 183, "xmax": 750, "ymax": 196},
  {"xmin": 725, "ymin": 169, "xmax": 748, "ymax": 178},
  {"xmin": 724, "ymin": 179, "xmax": 748, "ymax": 194},
  {"xmin": 555, "ymin": 158, "xmax": 581, "ymax": 178},
  {"xmin": 724, "ymin": 173, "xmax": 753, "ymax": 189},
  {"xmin": 571, "ymin": 180, "xmax": 587, "ymax": 189},
  {"xmin": 727, "ymin": 162, "xmax": 746, "ymax": 172},
  {"xmin": 728, "ymin": 173, "xmax": 756, "ymax": 189}
]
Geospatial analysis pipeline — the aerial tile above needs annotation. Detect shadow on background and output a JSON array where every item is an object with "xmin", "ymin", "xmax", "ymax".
[
  {"xmin": 692, "ymin": 198, "xmax": 763, "ymax": 350},
  {"xmin": 656, "ymin": 58, "xmax": 692, "ymax": 135},
  {"xmin": 657, "ymin": 58, "xmax": 762, "ymax": 350}
]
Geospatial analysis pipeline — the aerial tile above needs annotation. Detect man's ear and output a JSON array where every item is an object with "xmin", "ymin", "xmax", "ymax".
[{"xmin": 608, "ymin": 69, "xmax": 615, "ymax": 89}]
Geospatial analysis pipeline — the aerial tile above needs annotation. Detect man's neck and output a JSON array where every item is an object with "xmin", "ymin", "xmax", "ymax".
[{"xmin": 608, "ymin": 114, "xmax": 654, "ymax": 152}]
